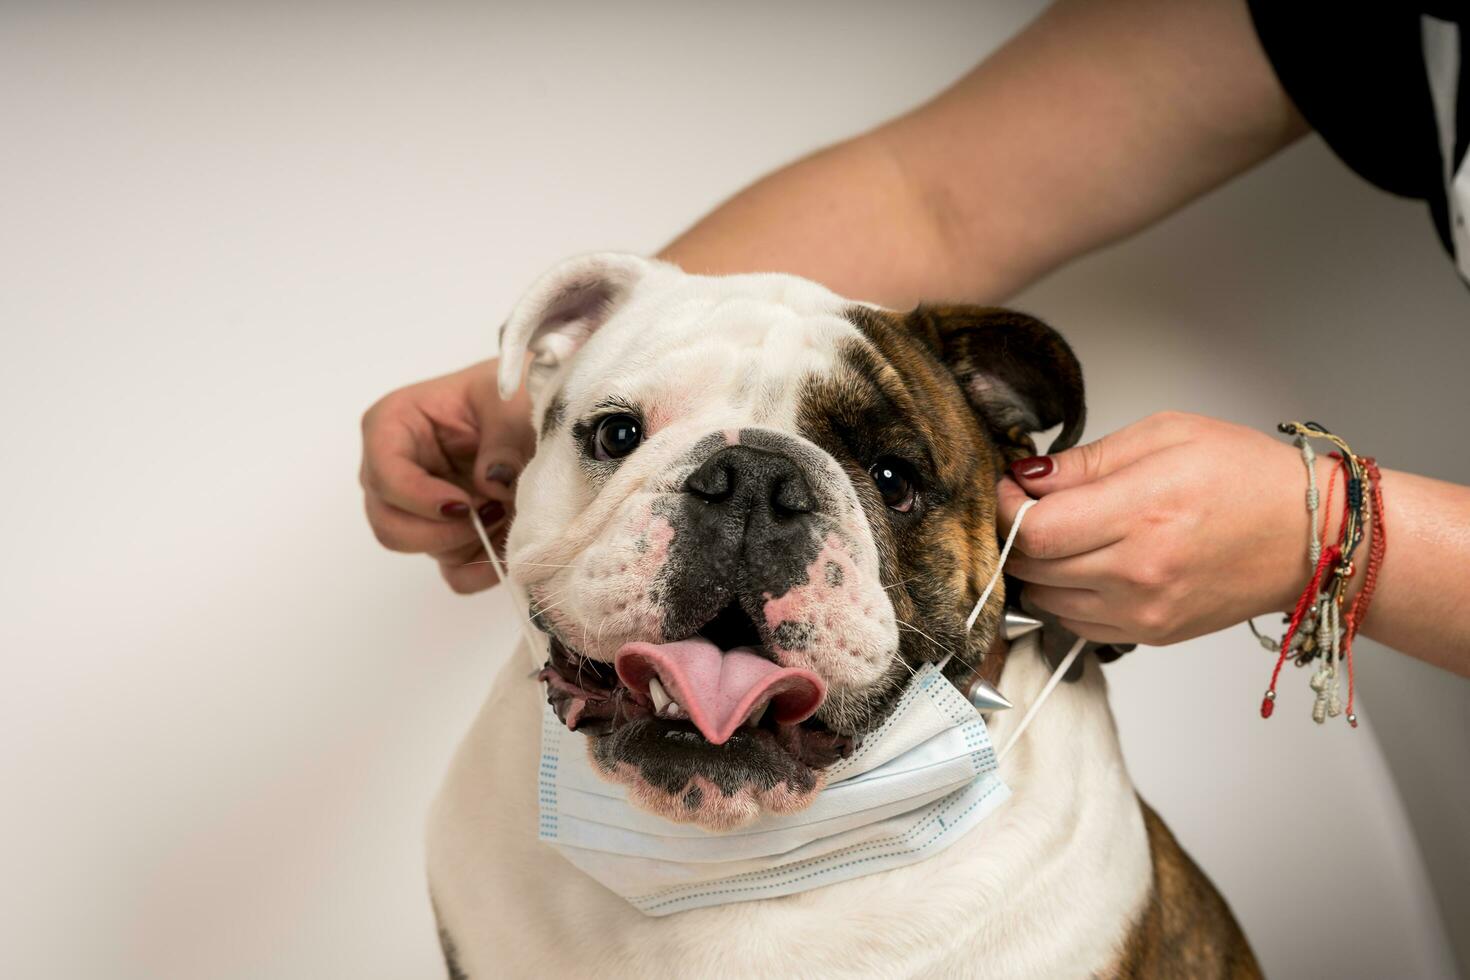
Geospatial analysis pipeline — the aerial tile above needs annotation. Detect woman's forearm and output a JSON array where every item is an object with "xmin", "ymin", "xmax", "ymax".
[
  {"xmin": 1354, "ymin": 468, "xmax": 1470, "ymax": 674},
  {"xmin": 660, "ymin": 0, "xmax": 1306, "ymax": 308},
  {"xmin": 659, "ymin": 134, "xmax": 973, "ymax": 309}
]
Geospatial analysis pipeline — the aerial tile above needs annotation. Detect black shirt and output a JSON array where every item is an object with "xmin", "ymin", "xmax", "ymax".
[{"xmin": 1248, "ymin": 3, "xmax": 1470, "ymax": 285}]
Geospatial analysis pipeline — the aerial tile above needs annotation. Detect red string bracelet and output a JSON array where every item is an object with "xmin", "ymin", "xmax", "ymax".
[
  {"xmin": 1261, "ymin": 543, "xmax": 1340, "ymax": 718},
  {"xmin": 1341, "ymin": 458, "xmax": 1386, "ymax": 727}
]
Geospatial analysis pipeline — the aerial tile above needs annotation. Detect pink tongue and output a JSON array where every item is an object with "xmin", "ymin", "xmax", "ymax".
[{"xmin": 615, "ymin": 637, "xmax": 825, "ymax": 746}]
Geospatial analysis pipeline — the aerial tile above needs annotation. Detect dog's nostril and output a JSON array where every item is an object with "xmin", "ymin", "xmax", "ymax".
[
  {"xmin": 772, "ymin": 473, "xmax": 816, "ymax": 516},
  {"xmin": 685, "ymin": 461, "xmax": 735, "ymax": 503},
  {"xmin": 684, "ymin": 445, "xmax": 816, "ymax": 519}
]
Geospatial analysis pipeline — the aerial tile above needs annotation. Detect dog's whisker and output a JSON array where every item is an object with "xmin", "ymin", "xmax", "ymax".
[
  {"xmin": 895, "ymin": 618, "xmax": 949, "ymax": 656},
  {"xmin": 529, "ymin": 598, "xmax": 572, "ymax": 623},
  {"xmin": 529, "ymin": 585, "xmax": 573, "ymax": 606},
  {"xmin": 897, "ymin": 618, "xmax": 980, "ymax": 674},
  {"xmin": 593, "ymin": 614, "xmax": 610, "ymax": 662},
  {"xmin": 528, "ymin": 594, "xmax": 575, "ymax": 627}
]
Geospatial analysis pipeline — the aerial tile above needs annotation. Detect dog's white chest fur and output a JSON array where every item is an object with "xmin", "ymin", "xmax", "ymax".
[{"xmin": 427, "ymin": 646, "xmax": 1152, "ymax": 978}]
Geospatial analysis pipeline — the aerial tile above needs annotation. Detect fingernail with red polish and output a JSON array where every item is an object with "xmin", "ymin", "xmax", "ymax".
[
  {"xmin": 477, "ymin": 501, "xmax": 504, "ymax": 525},
  {"xmin": 440, "ymin": 501, "xmax": 470, "ymax": 518},
  {"xmin": 486, "ymin": 463, "xmax": 517, "ymax": 485},
  {"xmin": 1010, "ymin": 456, "xmax": 1054, "ymax": 480}
]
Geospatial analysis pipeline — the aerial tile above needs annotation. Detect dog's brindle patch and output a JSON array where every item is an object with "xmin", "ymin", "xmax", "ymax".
[
  {"xmin": 906, "ymin": 305, "xmax": 1087, "ymax": 463},
  {"xmin": 794, "ymin": 305, "xmax": 1085, "ymax": 688},
  {"xmin": 1107, "ymin": 801, "xmax": 1263, "ymax": 978}
]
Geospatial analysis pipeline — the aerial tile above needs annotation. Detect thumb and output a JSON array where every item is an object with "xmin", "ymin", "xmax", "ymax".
[
  {"xmin": 995, "ymin": 473, "xmax": 1035, "ymax": 536},
  {"xmin": 1008, "ymin": 414, "xmax": 1189, "ymax": 496},
  {"xmin": 471, "ymin": 376, "xmax": 536, "ymax": 506}
]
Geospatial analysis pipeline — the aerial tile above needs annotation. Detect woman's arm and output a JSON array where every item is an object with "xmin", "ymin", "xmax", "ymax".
[
  {"xmin": 1351, "ymin": 468, "xmax": 1470, "ymax": 673},
  {"xmin": 661, "ymin": 0, "xmax": 1307, "ymax": 304},
  {"xmin": 997, "ymin": 414, "xmax": 1470, "ymax": 676}
]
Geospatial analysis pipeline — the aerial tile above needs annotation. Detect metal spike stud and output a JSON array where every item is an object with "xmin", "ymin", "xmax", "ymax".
[
  {"xmin": 967, "ymin": 676, "xmax": 1014, "ymax": 714},
  {"xmin": 1002, "ymin": 609, "xmax": 1044, "ymax": 641}
]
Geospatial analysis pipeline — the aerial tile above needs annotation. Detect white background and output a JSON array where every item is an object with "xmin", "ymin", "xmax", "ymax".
[{"xmin": 3, "ymin": 2, "xmax": 1467, "ymax": 978}]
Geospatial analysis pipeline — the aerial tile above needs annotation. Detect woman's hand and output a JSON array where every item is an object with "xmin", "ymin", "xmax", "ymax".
[
  {"xmin": 359, "ymin": 359, "xmax": 535, "ymax": 594},
  {"xmin": 997, "ymin": 411, "xmax": 1323, "ymax": 646}
]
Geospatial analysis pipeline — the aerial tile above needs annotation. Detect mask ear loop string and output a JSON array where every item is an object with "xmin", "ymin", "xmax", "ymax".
[
  {"xmin": 963, "ymin": 498, "xmax": 1037, "ymax": 637},
  {"xmin": 470, "ymin": 507, "xmax": 546, "ymax": 669},
  {"xmin": 997, "ymin": 636, "xmax": 1086, "ymax": 763},
  {"xmin": 933, "ymin": 496, "xmax": 1090, "ymax": 763}
]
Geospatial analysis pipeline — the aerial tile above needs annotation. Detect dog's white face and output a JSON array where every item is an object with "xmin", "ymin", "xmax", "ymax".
[{"xmin": 499, "ymin": 253, "xmax": 1084, "ymax": 830}]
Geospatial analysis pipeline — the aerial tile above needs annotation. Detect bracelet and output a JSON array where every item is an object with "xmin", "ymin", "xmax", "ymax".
[{"xmin": 1250, "ymin": 421, "xmax": 1386, "ymax": 728}]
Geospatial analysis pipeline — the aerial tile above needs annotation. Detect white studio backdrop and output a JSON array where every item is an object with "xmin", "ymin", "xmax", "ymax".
[{"xmin": 1, "ymin": 2, "xmax": 1465, "ymax": 978}]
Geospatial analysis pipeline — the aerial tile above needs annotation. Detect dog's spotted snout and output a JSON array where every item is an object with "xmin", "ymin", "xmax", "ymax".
[
  {"xmin": 659, "ymin": 439, "xmax": 832, "ymax": 648},
  {"xmin": 684, "ymin": 444, "xmax": 817, "ymax": 519}
]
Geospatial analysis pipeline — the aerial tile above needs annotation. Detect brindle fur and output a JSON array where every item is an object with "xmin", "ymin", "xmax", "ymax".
[
  {"xmin": 1107, "ymin": 801, "xmax": 1262, "ymax": 978},
  {"xmin": 801, "ymin": 307, "xmax": 1255, "ymax": 976},
  {"xmin": 797, "ymin": 306, "xmax": 1085, "ymax": 686},
  {"xmin": 906, "ymin": 305, "xmax": 1087, "ymax": 462}
]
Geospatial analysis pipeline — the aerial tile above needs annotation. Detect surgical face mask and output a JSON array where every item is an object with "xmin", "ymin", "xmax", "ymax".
[{"xmin": 471, "ymin": 498, "xmax": 1084, "ymax": 915}]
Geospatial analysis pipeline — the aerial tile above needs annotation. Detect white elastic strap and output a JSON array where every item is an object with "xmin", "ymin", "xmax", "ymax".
[
  {"xmin": 470, "ymin": 507, "xmax": 545, "ymax": 668},
  {"xmin": 931, "ymin": 496, "xmax": 1088, "ymax": 760},
  {"xmin": 997, "ymin": 636, "xmax": 1086, "ymax": 763},
  {"xmin": 936, "ymin": 497, "xmax": 1037, "ymax": 674},
  {"xmin": 964, "ymin": 497, "xmax": 1035, "ymax": 634}
]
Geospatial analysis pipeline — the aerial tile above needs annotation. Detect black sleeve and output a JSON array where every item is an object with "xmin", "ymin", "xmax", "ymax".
[{"xmin": 1246, "ymin": 2, "xmax": 1459, "ymax": 256}]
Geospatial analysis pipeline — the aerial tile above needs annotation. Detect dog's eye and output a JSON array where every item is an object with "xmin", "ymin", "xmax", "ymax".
[
  {"xmin": 592, "ymin": 413, "xmax": 643, "ymax": 461},
  {"xmin": 868, "ymin": 457, "xmax": 917, "ymax": 512}
]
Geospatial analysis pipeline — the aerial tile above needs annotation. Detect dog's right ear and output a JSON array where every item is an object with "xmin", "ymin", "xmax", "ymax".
[{"xmin": 497, "ymin": 252, "xmax": 655, "ymax": 400}]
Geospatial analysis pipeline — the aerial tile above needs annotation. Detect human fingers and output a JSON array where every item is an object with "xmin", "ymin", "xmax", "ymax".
[
  {"xmin": 1000, "ymin": 475, "xmax": 1131, "ymax": 560},
  {"xmin": 1009, "ymin": 410, "xmax": 1203, "ymax": 496},
  {"xmin": 1054, "ymin": 617, "xmax": 1139, "ymax": 647},
  {"xmin": 364, "ymin": 495, "xmax": 483, "ymax": 554},
  {"xmin": 435, "ymin": 520, "xmax": 510, "ymax": 594},
  {"xmin": 361, "ymin": 402, "xmax": 473, "ymax": 519},
  {"xmin": 996, "ymin": 474, "xmax": 1034, "ymax": 537},
  {"xmin": 1023, "ymin": 583, "xmax": 1113, "ymax": 626},
  {"xmin": 439, "ymin": 555, "xmax": 499, "ymax": 595},
  {"xmin": 470, "ymin": 378, "xmax": 535, "ymax": 504},
  {"xmin": 1005, "ymin": 545, "xmax": 1120, "ymax": 590}
]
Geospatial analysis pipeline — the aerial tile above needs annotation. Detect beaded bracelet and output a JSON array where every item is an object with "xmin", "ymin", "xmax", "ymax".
[{"xmin": 1249, "ymin": 421, "xmax": 1386, "ymax": 728}]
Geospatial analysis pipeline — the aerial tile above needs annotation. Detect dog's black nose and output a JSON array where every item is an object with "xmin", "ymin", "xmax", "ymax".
[
  {"xmin": 684, "ymin": 445, "xmax": 817, "ymax": 518},
  {"xmin": 661, "ymin": 443, "xmax": 824, "ymax": 640}
]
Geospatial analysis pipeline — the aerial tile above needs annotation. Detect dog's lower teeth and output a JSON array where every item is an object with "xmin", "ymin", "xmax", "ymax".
[
  {"xmin": 648, "ymin": 678, "xmax": 672, "ymax": 714},
  {"xmin": 745, "ymin": 702, "xmax": 768, "ymax": 728},
  {"xmin": 648, "ymin": 678, "xmax": 689, "ymax": 719}
]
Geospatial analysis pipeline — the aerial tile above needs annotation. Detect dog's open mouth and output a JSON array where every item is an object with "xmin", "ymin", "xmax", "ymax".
[{"xmin": 537, "ymin": 602, "xmax": 858, "ymax": 828}]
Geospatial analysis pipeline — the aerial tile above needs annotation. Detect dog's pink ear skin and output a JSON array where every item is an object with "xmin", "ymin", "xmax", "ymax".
[{"xmin": 496, "ymin": 252, "xmax": 656, "ymax": 400}]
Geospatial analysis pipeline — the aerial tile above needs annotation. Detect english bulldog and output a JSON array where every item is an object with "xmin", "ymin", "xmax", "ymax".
[{"xmin": 427, "ymin": 253, "xmax": 1259, "ymax": 978}]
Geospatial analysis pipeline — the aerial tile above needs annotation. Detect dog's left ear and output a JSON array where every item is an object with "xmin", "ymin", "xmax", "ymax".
[
  {"xmin": 908, "ymin": 305, "xmax": 1085, "ymax": 460},
  {"xmin": 497, "ymin": 252, "xmax": 657, "ymax": 400}
]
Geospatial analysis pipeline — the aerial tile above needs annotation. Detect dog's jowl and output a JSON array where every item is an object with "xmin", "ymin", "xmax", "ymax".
[{"xmin": 427, "ymin": 253, "xmax": 1259, "ymax": 978}]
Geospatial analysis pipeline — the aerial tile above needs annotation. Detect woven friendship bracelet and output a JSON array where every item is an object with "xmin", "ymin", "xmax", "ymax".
[{"xmin": 1250, "ymin": 421, "xmax": 1385, "ymax": 728}]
